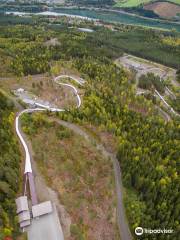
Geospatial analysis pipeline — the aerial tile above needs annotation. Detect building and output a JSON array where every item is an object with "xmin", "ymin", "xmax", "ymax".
[
  {"xmin": 16, "ymin": 196, "xmax": 31, "ymax": 228},
  {"xmin": 32, "ymin": 201, "xmax": 53, "ymax": 218}
]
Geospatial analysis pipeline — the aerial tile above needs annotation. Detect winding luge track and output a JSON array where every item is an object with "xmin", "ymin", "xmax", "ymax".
[
  {"xmin": 15, "ymin": 75, "xmax": 81, "ymax": 205},
  {"xmin": 15, "ymin": 74, "xmax": 132, "ymax": 240}
]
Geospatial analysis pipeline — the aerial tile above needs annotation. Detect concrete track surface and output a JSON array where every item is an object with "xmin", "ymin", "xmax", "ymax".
[{"xmin": 27, "ymin": 204, "xmax": 64, "ymax": 240}]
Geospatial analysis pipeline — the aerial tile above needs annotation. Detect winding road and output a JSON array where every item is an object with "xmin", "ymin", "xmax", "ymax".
[{"xmin": 15, "ymin": 74, "xmax": 132, "ymax": 240}]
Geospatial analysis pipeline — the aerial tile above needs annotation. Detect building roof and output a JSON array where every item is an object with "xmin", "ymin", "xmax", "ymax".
[
  {"xmin": 32, "ymin": 201, "xmax": 53, "ymax": 218},
  {"xmin": 20, "ymin": 219, "xmax": 31, "ymax": 228},
  {"xmin": 18, "ymin": 211, "xmax": 31, "ymax": 223},
  {"xmin": 16, "ymin": 196, "xmax": 29, "ymax": 214}
]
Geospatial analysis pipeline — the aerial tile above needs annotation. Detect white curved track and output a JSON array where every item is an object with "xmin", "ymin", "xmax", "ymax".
[
  {"xmin": 54, "ymin": 75, "xmax": 82, "ymax": 108},
  {"xmin": 16, "ymin": 108, "xmax": 46, "ymax": 173},
  {"xmin": 16, "ymin": 75, "xmax": 83, "ymax": 174}
]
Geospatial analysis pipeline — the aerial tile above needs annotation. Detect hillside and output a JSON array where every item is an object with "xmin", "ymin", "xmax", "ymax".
[
  {"xmin": 0, "ymin": 12, "xmax": 179, "ymax": 240},
  {"xmin": 21, "ymin": 114, "xmax": 119, "ymax": 239},
  {"xmin": 0, "ymin": 91, "xmax": 21, "ymax": 239},
  {"xmin": 115, "ymin": 0, "xmax": 180, "ymax": 8},
  {"xmin": 144, "ymin": 1, "xmax": 180, "ymax": 18}
]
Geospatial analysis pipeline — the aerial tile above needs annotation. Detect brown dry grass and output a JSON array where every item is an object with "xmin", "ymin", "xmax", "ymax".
[
  {"xmin": 28, "ymin": 121, "xmax": 119, "ymax": 240},
  {"xmin": 82, "ymin": 124, "xmax": 118, "ymax": 154},
  {"xmin": 144, "ymin": 2, "xmax": 180, "ymax": 18},
  {"xmin": 0, "ymin": 73, "xmax": 82, "ymax": 109}
]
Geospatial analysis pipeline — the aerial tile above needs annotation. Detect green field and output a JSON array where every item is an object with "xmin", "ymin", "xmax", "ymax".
[
  {"xmin": 115, "ymin": 0, "xmax": 151, "ymax": 8},
  {"xmin": 168, "ymin": 0, "xmax": 180, "ymax": 5},
  {"xmin": 115, "ymin": 0, "xmax": 180, "ymax": 8}
]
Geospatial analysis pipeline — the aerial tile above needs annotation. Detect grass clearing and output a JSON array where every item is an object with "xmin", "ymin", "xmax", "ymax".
[
  {"xmin": 115, "ymin": 0, "xmax": 153, "ymax": 8},
  {"xmin": 0, "ymin": 72, "xmax": 80, "ymax": 109},
  {"xmin": 22, "ymin": 114, "xmax": 119, "ymax": 239}
]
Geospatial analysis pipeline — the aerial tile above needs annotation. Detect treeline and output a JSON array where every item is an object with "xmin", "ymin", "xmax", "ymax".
[
  {"xmin": 0, "ymin": 25, "xmax": 54, "ymax": 76},
  {"xmin": 51, "ymin": 25, "xmax": 180, "ymax": 68},
  {"xmin": 0, "ymin": 91, "xmax": 21, "ymax": 239},
  {"xmin": 0, "ymin": 18, "xmax": 179, "ymax": 77},
  {"xmin": 0, "ymin": 13, "xmax": 38, "ymax": 26},
  {"xmin": 169, "ymin": 97, "xmax": 180, "ymax": 113},
  {"xmin": 11, "ymin": 43, "xmax": 51, "ymax": 76},
  {"xmin": 177, "ymin": 69, "xmax": 180, "ymax": 83},
  {"xmin": 60, "ymin": 57, "xmax": 180, "ymax": 239},
  {"xmin": 121, "ymin": 7, "xmax": 160, "ymax": 19},
  {"xmin": 69, "ymin": 0, "xmax": 115, "ymax": 6},
  {"xmin": 87, "ymin": 28, "xmax": 180, "ymax": 68},
  {"xmin": 138, "ymin": 73, "xmax": 165, "ymax": 94}
]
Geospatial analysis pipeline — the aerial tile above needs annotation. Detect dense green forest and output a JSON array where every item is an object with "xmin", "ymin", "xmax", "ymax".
[
  {"xmin": 0, "ymin": 92, "xmax": 20, "ymax": 239},
  {"xmin": 0, "ymin": 14, "xmax": 179, "ymax": 75},
  {"xmin": 138, "ymin": 73, "xmax": 165, "ymax": 94},
  {"xmin": 177, "ymin": 69, "xmax": 180, "ymax": 83},
  {"xmin": 60, "ymin": 57, "xmax": 180, "ymax": 240},
  {"xmin": 0, "ymin": 14, "xmax": 179, "ymax": 239}
]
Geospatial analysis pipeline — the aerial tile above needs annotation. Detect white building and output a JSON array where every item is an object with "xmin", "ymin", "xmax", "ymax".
[
  {"xmin": 32, "ymin": 201, "xmax": 53, "ymax": 218},
  {"xmin": 16, "ymin": 196, "xmax": 31, "ymax": 228}
]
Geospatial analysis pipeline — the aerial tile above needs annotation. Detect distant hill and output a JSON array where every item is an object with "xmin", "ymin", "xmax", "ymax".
[
  {"xmin": 144, "ymin": 1, "xmax": 180, "ymax": 19},
  {"xmin": 114, "ymin": 0, "xmax": 180, "ymax": 8}
]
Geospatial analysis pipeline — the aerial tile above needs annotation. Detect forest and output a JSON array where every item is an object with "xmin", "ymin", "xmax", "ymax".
[
  {"xmin": 60, "ymin": 57, "xmax": 180, "ymax": 240},
  {"xmin": 138, "ymin": 73, "xmax": 165, "ymax": 94},
  {"xmin": 0, "ymin": 14, "xmax": 179, "ymax": 239},
  {"xmin": 0, "ymin": 14, "xmax": 179, "ymax": 74},
  {"xmin": 0, "ymin": 92, "xmax": 21, "ymax": 239}
]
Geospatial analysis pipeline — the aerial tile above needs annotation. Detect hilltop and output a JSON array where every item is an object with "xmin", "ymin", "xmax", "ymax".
[
  {"xmin": 144, "ymin": 1, "xmax": 180, "ymax": 19},
  {"xmin": 115, "ymin": 0, "xmax": 180, "ymax": 8}
]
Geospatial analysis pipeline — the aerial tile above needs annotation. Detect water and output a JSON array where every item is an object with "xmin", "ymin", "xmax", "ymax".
[
  {"xmin": 5, "ymin": 8, "xmax": 180, "ymax": 32},
  {"xmin": 54, "ymin": 8, "xmax": 180, "ymax": 32}
]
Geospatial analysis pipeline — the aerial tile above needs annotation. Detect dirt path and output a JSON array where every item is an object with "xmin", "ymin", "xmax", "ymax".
[{"xmin": 51, "ymin": 118, "xmax": 132, "ymax": 240}]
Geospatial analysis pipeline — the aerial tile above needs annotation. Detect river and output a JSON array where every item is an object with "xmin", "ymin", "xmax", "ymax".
[{"xmin": 4, "ymin": 8, "xmax": 180, "ymax": 32}]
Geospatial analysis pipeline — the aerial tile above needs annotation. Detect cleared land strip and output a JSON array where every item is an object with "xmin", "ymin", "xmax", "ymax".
[{"xmin": 50, "ymin": 118, "xmax": 132, "ymax": 240}]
